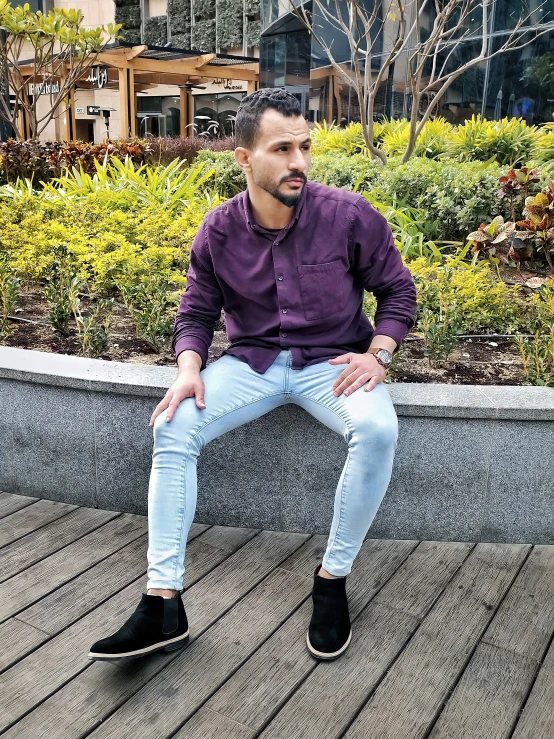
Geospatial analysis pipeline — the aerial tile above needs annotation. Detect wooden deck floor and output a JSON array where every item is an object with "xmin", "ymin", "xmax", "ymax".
[{"xmin": 0, "ymin": 492, "xmax": 553, "ymax": 739}]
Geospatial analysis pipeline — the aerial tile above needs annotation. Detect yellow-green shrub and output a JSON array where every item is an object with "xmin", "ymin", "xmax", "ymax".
[
  {"xmin": 1, "ymin": 195, "xmax": 209, "ymax": 295},
  {"xmin": 408, "ymin": 255, "xmax": 524, "ymax": 333}
]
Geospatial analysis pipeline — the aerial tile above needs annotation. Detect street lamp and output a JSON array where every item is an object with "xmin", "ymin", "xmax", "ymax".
[{"xmin": 100, "ymin": 107, "xmax": 116, "ymax": 140}]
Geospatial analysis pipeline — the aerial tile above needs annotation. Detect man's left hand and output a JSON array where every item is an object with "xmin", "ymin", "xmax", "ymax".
[{"xmin": 328, "ymin": 352, "xmax": 386, "ymax": 396}]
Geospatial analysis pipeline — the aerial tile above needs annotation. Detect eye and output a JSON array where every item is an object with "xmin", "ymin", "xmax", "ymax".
[{"xmin": 278, "ymin": 146, "xmax": 288, "ymax": 151}]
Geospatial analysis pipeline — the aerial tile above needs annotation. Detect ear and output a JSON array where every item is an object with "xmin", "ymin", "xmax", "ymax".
[{"xmin": 234, "ymin": 146, "xmax": 252, "ymax": 173}]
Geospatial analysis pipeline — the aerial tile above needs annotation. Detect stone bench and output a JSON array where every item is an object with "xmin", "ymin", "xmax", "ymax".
[{"xmin": 1, "ymin": 346, "xmax": 553, "ymax": 544}]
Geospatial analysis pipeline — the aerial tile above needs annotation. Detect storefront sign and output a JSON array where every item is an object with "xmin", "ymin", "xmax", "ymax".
[
  {"xmin": 30, "ymin": 79, "xmax": 60, "ymax": 96},
  {"xmin": 86, "ymin": 66, "xmax": 108, "ymax": 89},
  {"xmin": 212, "ymin": 78, "xmax": 243, "ymax": 91},
  {"xmin": 76, "ymin": 107, "xmax": 85, "ymax": 114},
  {"xmin": 87, "ymin": 105, "xmax": 101, "ymax": 115}
]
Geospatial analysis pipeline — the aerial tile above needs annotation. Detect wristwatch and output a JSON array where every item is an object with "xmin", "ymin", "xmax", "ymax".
[{"xmin": 366, "ymin": 347, "xmax": 393, "ymax": 370}]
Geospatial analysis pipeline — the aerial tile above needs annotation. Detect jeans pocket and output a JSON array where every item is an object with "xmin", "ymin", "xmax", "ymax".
[{"xmin": 297, "ymin": 259, "xmax": 345, "ymax": 322}]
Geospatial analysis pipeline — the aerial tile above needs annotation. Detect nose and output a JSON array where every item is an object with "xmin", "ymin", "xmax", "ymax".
[{"xmin": 289, "ymin": 147, "xmax": 307, "ymax": 172}]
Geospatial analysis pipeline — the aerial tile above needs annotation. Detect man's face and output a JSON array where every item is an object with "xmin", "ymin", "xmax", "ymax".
[{"xmin": 247, "ymin": 108, "xmax": 311, "ymax": 207}]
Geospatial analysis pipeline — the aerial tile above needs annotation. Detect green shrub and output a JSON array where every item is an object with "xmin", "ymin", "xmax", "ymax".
[
  {"xmin": 381, "ymin": 118, "xmax": 454, "ymax": 159},
  {"xmin": 444, "ymin": 115, "xmax": 537, "ymax": 166},
  {"xmin": 116, "ymin": 265, "xmax": 177, "ymax": 353},
  {"xmin": 515, "ymin": 281, "xmax": 554, "ymax": 386},
  {"xmin": 0, "ymin": 255, "xmax": 20, "ymax": 337},
  {"xmin": 195, "ymin": 150, "xmax": 246, "ymax": 198},
  {"xmin": 376, "ymin": 157, "xmax": 508, "ymax": 240},
  {"xmin": 408, "ymin": 252, "xmax": 524, "ymax": 334},
  {"xmin": 309, "ymin": 153, "xmax": 383, "ymax": 191},
  {"xmin": 69, "ymin": 280, "xmax": 114, "ymax": 357},
  {"xmin": 310, "ymin": 121, "xmax": 370, "ymax": 156}
]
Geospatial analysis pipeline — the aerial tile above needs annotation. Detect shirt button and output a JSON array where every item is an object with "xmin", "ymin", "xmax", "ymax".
[
  {"xmin": 278, "ymin": 275, "xmax": 284, "ymax": 281},
  {"xmin": 274, "ymin": 241, "xmax": 279, "ymax": 246},
  {"xmin": 282, "ymin": 308, "xmax": 288, "ymax": 314},
  {"xmin": 282, "ymin": 332, "xmax": 288, "ymax": 337}
]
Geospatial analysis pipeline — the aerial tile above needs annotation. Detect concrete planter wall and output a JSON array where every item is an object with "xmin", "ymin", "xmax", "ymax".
[{"xmin": 1, "ymin": 346, "xmax": 553, "ymax": 544}]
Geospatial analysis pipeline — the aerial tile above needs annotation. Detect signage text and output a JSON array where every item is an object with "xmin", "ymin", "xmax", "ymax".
[{"xmin": 86, "ymin": 66, "xmax": 108, "ymax": 89}]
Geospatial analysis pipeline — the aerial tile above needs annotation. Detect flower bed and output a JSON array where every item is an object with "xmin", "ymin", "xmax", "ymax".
[{"xmin": 0, "ymin": 143, "xmax": 553, "ymax": 386}]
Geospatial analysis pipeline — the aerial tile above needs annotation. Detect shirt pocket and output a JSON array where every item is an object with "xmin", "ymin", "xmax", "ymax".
[{"xmin": 297, "ymin": 259, "xmax": 345, "ymax": 322}]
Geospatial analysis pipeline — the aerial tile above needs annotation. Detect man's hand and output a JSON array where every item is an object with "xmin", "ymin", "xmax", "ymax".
[
  {"xmin": 149, "ymin": 373, "xmax": 206, "ymax": 427},
  {"xmin": 328, "ymin": 352, "xmax": 386, "ymax": 396},
  {"xmin": 149, "ymin": 357, "xmax": 206, "ymax": 427}
]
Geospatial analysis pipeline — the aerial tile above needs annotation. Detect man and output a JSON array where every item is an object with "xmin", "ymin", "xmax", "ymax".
[{"xmin": 88, "ymin": 88, "xmax": 417, "ymax": 664}]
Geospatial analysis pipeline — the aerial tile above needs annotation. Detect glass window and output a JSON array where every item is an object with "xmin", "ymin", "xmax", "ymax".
[
  {"xmin": 216, "ymin": 92, "xmax": 245, "ymax": 135},
  {"xmin": 286, "ymin": 31, "xmax": 310, "ymax": 86},
  {"xmin": 427, "ymin": 41, "xmax": 487, "ymax": 124},
  {"xmin": 484, "ymin": 32, "xmax": 554, "ymax": 123},
  {"xmin": 260, "ymin": 34, "xmax": 287, "ymax": 87},
  {"xmin": 194, "ymin": 94, "xmax": 218, "ymax": 135},
  {"xmin": 493, "ymin": 0, "xmax": 553, "ymax": 32},
  {"xmin": 193, "ymin": 92, "xmax": 246, "ymax": 137}
]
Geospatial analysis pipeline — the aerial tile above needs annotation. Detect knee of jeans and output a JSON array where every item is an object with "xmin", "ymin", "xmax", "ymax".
[
  {"xmin": 152, "ymin": 399, "xmax": 199, "ymax": 449},
  {"xmin": 357, "ymin": 414, "xmax": 398, "ymax": 450}
]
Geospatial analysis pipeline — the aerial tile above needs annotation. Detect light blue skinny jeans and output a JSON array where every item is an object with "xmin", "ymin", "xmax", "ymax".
[{"xmin": 147, "ymin": 349, "xmax": 399, "ymax": 590}]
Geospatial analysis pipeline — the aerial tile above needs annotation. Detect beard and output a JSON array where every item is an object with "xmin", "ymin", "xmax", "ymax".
[{"xmin": 254, "ymin": 169, "xmax": 307, "ymax": 207}]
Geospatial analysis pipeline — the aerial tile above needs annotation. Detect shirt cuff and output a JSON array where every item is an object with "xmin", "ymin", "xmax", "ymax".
[
  {"xmin": 372, "ymin": 320, "xmax": 411, "ymax": 352},
  {"xmin": 174, "ymin": 338, "xmax": 208, "ymax": 371}
]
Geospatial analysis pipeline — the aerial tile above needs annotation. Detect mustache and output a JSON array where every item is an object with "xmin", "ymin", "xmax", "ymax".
[{"xmin": 281, "ymin": 172, "xmax": 307, "ymax": 184}]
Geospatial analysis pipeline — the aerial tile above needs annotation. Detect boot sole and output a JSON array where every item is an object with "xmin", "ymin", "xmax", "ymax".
[
  {"xmin": 87, "ymin": 630, "xmax": 190, "ymax": 662},
  {"xmin": 306, "ymin": 628, "xmax": 352, "ymax": 660}
]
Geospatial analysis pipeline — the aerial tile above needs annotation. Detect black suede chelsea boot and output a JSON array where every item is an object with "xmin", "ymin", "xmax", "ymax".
[
  {"xmin": 306, "ymin": 563, "xmax": 352, "ymax": 660},
  {"xmin": 88, "ymin": 591, "xmax": 189, "ymax": 662}
]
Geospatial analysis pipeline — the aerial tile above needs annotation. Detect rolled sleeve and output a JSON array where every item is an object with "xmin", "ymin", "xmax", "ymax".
[
  {"xmin": 171, "ymin": 220, "xmax": 224, "ymax": 371},
  {"xmin": 350, "ymin": 197, "xmax": 417, "ymax": 351}
]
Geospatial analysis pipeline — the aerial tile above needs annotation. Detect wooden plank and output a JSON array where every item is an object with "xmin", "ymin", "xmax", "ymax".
[
  {"xmin": 213, "ymin": 541, "xmax": 471, "ymax": 738},
  {"xmin": 0, "ymin": 513, "xmax": 147, "ymax": 622},
  {"xmin": 18, "ymin": 523, "xmax": 215, "ymax": 635},
  {"xmin": 427, "ymin": 643, "xmax": 537, "ymax": 739},
  {"xmin": 425, "ymin": 544, "xmax": 554, "ymax": 739},
  {"xmin": 0, "ymin": 527, "xmax": 291, "ymax": 735},
  {"xmin": 0, "ymin": 499, "xmax": 77, "ymax": 548},
  {"xmin": 98, "ymin": 52, "xmax": 259, "ymax": 81},
  {"xmin": 481, "ymin": 545, "xmax": 554, "ymax": 662},
  {"xmin": 0, "ymin": 507, "xmax": 119, "ymax": 583},
  {"xmin": 0, "ymin": 523, "xmax": 211, "ymax": 673},
  {"xmin": 174, "ymin": 708, "xmax": 256, "ymax": 739},
  {"xmin": 340, "ymin": 543, "xmax": 531, "ymax": 739},
  {"xmin": 0, "ymin": 618, "xmax": 50, "ymax": 673},
  {"xmin": 202, "ymin": 536, "xmax": 419, "ymax": 732},
  {"xmin": 0, "ymin": 493, "xmax": 38, "ymax": 519},
  {"xmin": 511, "ymin": 638, "xmax": 554, "ymax": 738},
  {"xmin": 84, "ymin": 567, "xmax": 310, "ymax": 739}
]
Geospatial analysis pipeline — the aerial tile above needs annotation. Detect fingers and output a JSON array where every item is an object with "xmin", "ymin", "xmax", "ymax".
[
  {"xmin": 333, "ymin": 365, "xmax": 366, "ymax": 396},
  {"xmin": 165, "ymin": 397, "xmax": 182, "ymax": 423},
  {"xmin": 149, "ymin": 396, "xmax": 170, "ymax": 428},
  {"xmin": 149, "ymin": 381, "xmax": 207, "ymax": 428},
  {"xmin": 364, "ymin": 375, "xmax": 382, "ymax": 393},
  {"xmin": 332, "ymin": 367, "xmax": 356, "ymax": 394},
  {"xmin": 195, "ymin": 382, "xmax": 206, "ymax": 410},
  {"xmin": 339, "ymin": 371, "xmax": 372, "ymax": 396}
]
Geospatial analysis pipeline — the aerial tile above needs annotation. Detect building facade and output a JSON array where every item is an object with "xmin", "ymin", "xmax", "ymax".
[
  {"xmin": 260, "ymin": 0, "xmax": 554, "ymax": 127},
  {"xmin": 11, "ymin": 0, "xmax": 261, "ymax": 141}
]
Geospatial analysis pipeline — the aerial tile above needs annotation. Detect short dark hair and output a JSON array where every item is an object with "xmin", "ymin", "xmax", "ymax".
[{"xmin": 235, "ymin": 88, "xmax": 302, "ymax": 149}]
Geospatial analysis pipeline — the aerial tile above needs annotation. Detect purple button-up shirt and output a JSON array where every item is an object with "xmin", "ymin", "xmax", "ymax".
[{"xmin": 172, "ymin": 180, "xmax": 417, "ymax": 374}]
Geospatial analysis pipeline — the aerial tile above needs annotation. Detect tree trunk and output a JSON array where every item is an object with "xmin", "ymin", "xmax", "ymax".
[
  {"xmin": 401, "ymin": 94, "xmax": 420, "ymax": 163},
  {"xmin": 360, "ymin": 93, "xmax": 386, "ymax": 165}
]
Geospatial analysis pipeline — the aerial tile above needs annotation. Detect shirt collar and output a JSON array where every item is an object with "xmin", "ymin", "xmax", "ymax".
[{"xmin": 242, "ymin": 179, "xmax": 308, "ymax": 235}]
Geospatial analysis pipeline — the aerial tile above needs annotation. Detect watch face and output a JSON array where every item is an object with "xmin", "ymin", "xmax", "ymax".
[{"xmin": 378, "ymin": 349, "xmax": 393, "ymax": 364}]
